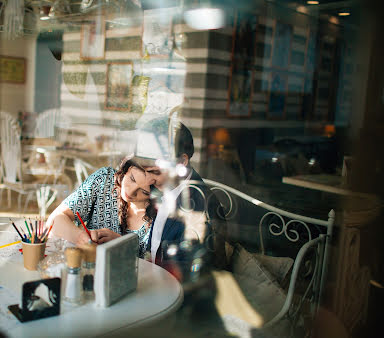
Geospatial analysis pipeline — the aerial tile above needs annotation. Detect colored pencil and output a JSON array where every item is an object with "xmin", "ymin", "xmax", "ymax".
[
  {"xmin": 24, "ymin": 220, "xmax": 32, "ymax": 238},
  {"xmin": 9, "ymin": 218, "xmax": 23, "ymax": 240},
  {"xmin": 76, "ymin": 211, "xmax": 92, "ymax": 240},
  {"xmin": 19, "ymin": 227, "xmax": 28, "ymax": 242},
  {"xmin": 41, "ymin": 221, "xmax": 54, "ymax": 243},
  {"xmin": 34, "ymin": 219, "xmax": 37, "ymax": 239},
  {"xmin": 0, "ymin": 241, "xmax": 21, "ymax": 249},
  {"xmin": 29, "ymin": 218, "xmax": 34, "ymax": 232}
]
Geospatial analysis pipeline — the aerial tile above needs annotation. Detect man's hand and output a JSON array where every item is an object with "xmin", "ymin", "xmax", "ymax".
[{"xmin": 96, "ymin": 228, "xmax": 121, "ymax": 244}]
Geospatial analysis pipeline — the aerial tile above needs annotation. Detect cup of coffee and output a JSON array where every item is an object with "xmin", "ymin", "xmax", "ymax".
[{"xmin": 22, "ymin": 242, "xmax": 47, "ymax": 271}]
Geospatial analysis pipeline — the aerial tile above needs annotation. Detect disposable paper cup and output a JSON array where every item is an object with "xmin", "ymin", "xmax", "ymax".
[{"xmin": 22, "ymin": 242, "xmax": 46, "ymax": 271}]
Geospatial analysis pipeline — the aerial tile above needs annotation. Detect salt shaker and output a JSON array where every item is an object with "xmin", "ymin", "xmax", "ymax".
[
  {"xmin": 80, "ymin": 242, "xmax": 97, "ymax": 301},
  {"xmin": 62, "ymin": 247, "xmax": 83, "ymax": 305}
]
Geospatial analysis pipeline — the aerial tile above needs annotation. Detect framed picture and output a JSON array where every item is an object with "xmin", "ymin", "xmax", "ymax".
[
  {"xmin": 80, "ymin": 17, "xmax": 105, "ymax": 60},
  {"xmin": 319, "ymin": 36, "xmax": 336, "ymax": 74},
  {"xmin": 267, "ymin": 72, "xmax": 288, "ymax": 119},
  {"xmin": 0, "ymin": 56, "xmax": 26, "ymax": 84},
  {"xmin": 271, "ymin": 21, "xmax": 293, "ymax": 69},
  {"xmin": 301, "ymin": 75, "xmax": 315, "ymax": 120},
  {"xmin": 286, "ymin": 74, "xmax": 305, "ymax": 120},
  {"xmin": 227, "ymin": 69, "xmax": 253, "ymax": 117},
  {"xmin": 232, "ymin": 11, "xmax": 258, "ymax": 68},
  {"xmin": 142, "ymin": 8, "xmax": 176, "ymax": 57},
  {"xmin": 105, "ymin": 62, "xmax": 133, "ymax": 111},
  {"xmin": 130, "ymin": 75, "xmax": 150, "ymax": 114},
  {"xmin": 255, "ymin": 17, "xmax": 274, "ymax": 67},
  {"xmin": 226, "ymin": 11, "xmax": 256, "ymax": 118},
  {"xmin": 290, "ymin": 29, "xmax": 307, "ymax": 68},
  {"xmin": 305, "ymin": 28, "xmax": 317, "ymax": 73}
]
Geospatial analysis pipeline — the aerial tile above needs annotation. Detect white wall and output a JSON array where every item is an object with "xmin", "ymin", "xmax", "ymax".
[{"xmin": 0, "ymin": 35, "xmax": 37, "ymax": 116}]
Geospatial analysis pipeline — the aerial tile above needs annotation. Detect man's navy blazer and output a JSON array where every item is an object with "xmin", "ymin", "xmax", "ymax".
[{"xmin": 147, "ymin": 169, "xmax": 224, "ymax": 265}]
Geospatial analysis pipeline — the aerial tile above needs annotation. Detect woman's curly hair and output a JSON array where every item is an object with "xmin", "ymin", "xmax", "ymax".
[{"xmin": 114, "ymin": 156, "xmax": 157, "ymax": 234}]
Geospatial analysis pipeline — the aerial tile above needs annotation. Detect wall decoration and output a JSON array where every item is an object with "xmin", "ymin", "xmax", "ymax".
[
  {"xmin": 267, "ymin": 72, "xmax": 287, "ymax": 119},
  {"xmin": 105, "ymin": 62, "xmax": 133, "ymax": 111},
  {"xmin": 289, "ymin": 29, "xmax": 307, "ymax": 68},
  {"xmin": 232, "ymin": 12, "xmax": 258, "ymax": 68},
  {"xmin": 130, "ymin": 75, "xmax": 150, "ymax": 114},
  {"xmin": 255, "ymin": 17, "xmax": 274, "ymax": 67},
  {"xmin": 319, "ymin": 35, "xmax": 336, "ymax": 74},
  {"xmin": 80, "ymin": 17, "xmax": 106, "ymax": 60},
  {"xmin": 228, "ymin": 69, "xmax": 253, "ymax": 117},
  {"xmin": 271, "ymin": 21, "xmax": 293, "ymax": 69},
  {"xmin": 143, "ymin": 68, "xmax": 185, "ymax": 114},
  {"xmin": 286, "ymin": 74, "xmax": 305, "ymax": 120},
  {"xmin": 301, "ymin": 75, "xmax": 315, "ymax": 119},
  {"xmin": 0, "ymin": 56, "xmax": 26, "ymax": 84},
  {"xmin": 227, "ymin": 11, "xmax": 257, "ymax": 117},
  {"xmin": 305, "ymin": 29, "xmax": 317, "ymax": 73},
  {"xmin": 142, "ymin": 8, "xmax": 176, "ymax": 57}
]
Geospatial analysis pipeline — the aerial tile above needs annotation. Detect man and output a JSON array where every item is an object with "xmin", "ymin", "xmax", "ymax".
[{"xmin": 133, "ymin": 115, "xmax": 228, "ymax": 280}]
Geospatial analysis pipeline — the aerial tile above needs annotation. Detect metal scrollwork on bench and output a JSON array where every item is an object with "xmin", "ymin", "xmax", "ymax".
[
  {"xmin": 208, "ymin": 186, "xmax": 237, "ymax": 220},
  {"xmin": 260, "ymin": 212, "xmax": 313, "ymax": 242}
]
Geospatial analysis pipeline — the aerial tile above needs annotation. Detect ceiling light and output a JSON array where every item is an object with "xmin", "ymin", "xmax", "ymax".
[
  {"xmin": 329, "ymin": 16, "xmax": 339, "ymax": 24},
  {"xmin": 296, "ymin": 6, "xmax": 308, "ymax": 14},
  {"xmin": 184, "ymin": 7, "xmax": 225, "ymax": 30},
  {"xmin": 307, "ymin": 1, "xmax": 319, "ymax": 4},
  {"xmin": 338, "ymin": 12, "xmax": 350, "ymax": 16}
]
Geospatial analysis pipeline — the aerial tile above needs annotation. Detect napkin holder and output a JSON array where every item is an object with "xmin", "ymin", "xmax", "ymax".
[
  {"xmin": 94, "ymin": 233, "xmax": 138, "ymax": 307},
  {"xmin": 8, "ymin": 278, "xmax": 61, "ymax": 322}
]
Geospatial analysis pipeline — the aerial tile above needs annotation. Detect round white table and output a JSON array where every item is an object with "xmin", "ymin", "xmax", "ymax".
[{"xmin": 0, "ymin": 225, "xmax": 183, "ymax": 337}]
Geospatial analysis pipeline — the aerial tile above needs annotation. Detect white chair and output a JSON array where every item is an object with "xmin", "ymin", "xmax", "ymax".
[
  {"xmin": 73, "ymin": 158, "xmax": 96, "ymax": 188},
  {"xmin": 35, "ymin": 108, "xmax": 58, "ymax": 138},
  {"xmin": 34, "ymin": 108, "xmax": 72, "ymax": 145},
  {"xmin": 0, "ymin": 112, "xmax": 69, "ymax": 217},
  {"xmin": 0, "ymin": 111, "xmax": 37, "ymax": 211}
]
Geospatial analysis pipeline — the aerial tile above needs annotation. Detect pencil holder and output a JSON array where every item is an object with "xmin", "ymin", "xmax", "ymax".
[{"xmin": 22, "ymin": 242, "xmax": 46, "ymax": 271}]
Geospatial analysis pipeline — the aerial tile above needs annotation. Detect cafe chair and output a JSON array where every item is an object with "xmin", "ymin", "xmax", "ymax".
[
  {"xmin": 35, "ymin": 108, "xmax": 73, "ymax": 144},
  {"xmin": 0, "ymin": 112, "xmax": 68, "ymax": 217},
  {"xmin": 0, "ymin": 111, "xmax": 38, "ymax": 211},
  {"xmin": 73, "ymin": 158, "xmax": 96, "ymax": 188},
  {"xmin": 35, "ymin": 108, "xmax": 58, "ymax": 138},
  {"xmin": 34, "ymin": 108, "xmax": 71, "ymax": 136}
]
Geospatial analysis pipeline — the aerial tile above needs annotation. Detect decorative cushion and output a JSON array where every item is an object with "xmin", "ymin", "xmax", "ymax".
[
  {"xmin": 230, "ymin": 244, "xmax": 287, "ymax": 324},
  {"xmin": 251, "ymin": 253, "xmax": 294, "ymax": 288}
]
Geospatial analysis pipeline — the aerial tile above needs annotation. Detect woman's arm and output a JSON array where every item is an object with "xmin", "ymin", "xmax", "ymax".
[{"xmin": 48, "ymin": 203, "xmax": 98, "ymax": 245}]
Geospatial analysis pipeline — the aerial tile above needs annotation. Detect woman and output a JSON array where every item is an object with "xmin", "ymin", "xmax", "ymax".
[{"xmin": 48, "ymin": 156, "xmax": 157, "ymax": 258}]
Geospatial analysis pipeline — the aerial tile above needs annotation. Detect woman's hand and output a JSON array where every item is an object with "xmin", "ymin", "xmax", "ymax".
[
  {"xmin": 76, "ymin": 230, "xmax": 99, "ymax": 246},
  {"xmin": 96, "ymin": 228, "xmax": 121, "ymax": 244}
]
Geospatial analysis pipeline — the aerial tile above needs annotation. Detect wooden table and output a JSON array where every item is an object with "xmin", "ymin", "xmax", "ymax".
[
  {"xmin": 282, "ymin": 174, "xmax": 373, "ymax": 198},
  {"xmin": 0, "ymin": 222, "xmax": 183, "ymax": 337}
]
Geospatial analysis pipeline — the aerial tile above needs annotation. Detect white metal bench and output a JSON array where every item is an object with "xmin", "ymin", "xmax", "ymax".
[{"xmin": 203, "ymin": 178, "xmax": 335, "ymax": 337}]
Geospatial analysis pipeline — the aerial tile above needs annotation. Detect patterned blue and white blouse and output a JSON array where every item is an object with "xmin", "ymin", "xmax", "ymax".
[{"xmin": 63, "ymin": 167, "xmax": 151, "ymax": 258}]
